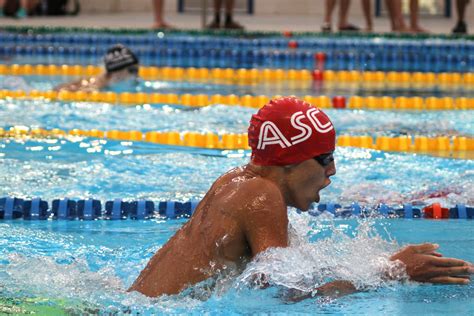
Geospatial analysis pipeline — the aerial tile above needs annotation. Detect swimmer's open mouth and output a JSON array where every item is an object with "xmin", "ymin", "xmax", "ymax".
[
  {"xmin": 321, "ymin": 180, "xmax": 331, "ymax": 190},
  {"xmin": 314, "ymin": 182, "xmax": 331, "ymax": 202}
]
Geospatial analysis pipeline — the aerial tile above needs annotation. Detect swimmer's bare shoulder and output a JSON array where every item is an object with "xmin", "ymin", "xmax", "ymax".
[
  {"xmin": 53, "ymin": 76, "xmax": 106, "ymax": 92},
  {"xmin": 129, "ymin": 167, "xmax": 289, "ymax": 297},
  {"xmin": 221, "ymin": 169, "xmax": 289, "ymax": 256},
  {"xmin": 203, "ymin": 167, "xmax": 288, "ymax": 254}
]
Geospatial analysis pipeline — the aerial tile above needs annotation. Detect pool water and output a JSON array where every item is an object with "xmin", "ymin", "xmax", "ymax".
[
  {"xmin": 1, "ymin": 97, "xmax": 473, "ymax": 137},
  {"xmin": 0, "ymin": 53, "xmax": 473, "ymax": 313},
  {"xmin": 1, "ymin": 74, "xmax": 474, "ymax": 98},
  {"xmin": 0, "ymin": 217, "xmax": 473, "ymax": 314}
]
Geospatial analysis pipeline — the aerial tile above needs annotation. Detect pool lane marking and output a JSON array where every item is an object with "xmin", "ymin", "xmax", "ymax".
[
  {"xmin": 0, "ymin": 90, "xmax": 473, "ymax": 111},
  {"xmin": 1, "ymin": 64, "xmax": 473, "ymax": 87},
  {"xmin": 0, "ymin": 126, "xmax": 473, "ymax": 153}
]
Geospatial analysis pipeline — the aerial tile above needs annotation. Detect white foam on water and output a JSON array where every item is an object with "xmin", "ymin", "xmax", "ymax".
[
  {"xmin": 236, "ymin": 212, "xmax": 404, "ymax": 294},
  {"xmin": 1, "ymin": 252, "xmax": 205, "ymax": 314}
]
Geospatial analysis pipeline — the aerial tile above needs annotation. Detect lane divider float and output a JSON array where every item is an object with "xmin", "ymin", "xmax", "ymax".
[
  {"xmin": 0, "ymin": 197, "xmax": 471, "ymax": 220},
  {"xmin": 0, "ymin": 89, "xmax": 473, "ymax": 111},
  {"xmin": 1, "ymin": 126, "xmax": 473, "ymax": 153},
  {"xmin": 1, "ymin": 64, "xmax": 473, "ymax": 86}
]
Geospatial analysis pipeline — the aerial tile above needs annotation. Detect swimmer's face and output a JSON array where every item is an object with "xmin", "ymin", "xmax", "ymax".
[
  {"xmin": 108, "ymin": 66, "xmax": 139, "ymax": 84},
  {"xmin": 285, "ymin": 156, "xmax": 336, "ymax": 211}
]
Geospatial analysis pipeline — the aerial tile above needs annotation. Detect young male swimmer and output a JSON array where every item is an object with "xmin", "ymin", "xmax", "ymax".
[
  {"xmin": 54, "ymin": 44, "xmax": 139, "ymax": 92},
  {"xmin": 129, "ymin": 97, "xmax": 474, "ymax": 298}
]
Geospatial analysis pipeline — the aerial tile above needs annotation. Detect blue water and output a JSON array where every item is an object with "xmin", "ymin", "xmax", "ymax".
[
  {"xmin": 1, "ymin": 98, "xmax": 473, "ymax": 137},
  {"xmin": 0, "ymin": 218, "xmax": 472, "ymax": 314},
  {"xmin": 0, "ymin": 68, "xmax": 473, "ymax": 313},
  {"xmin": 0, "ymin": 139, "xmax": 473, "ymax": 206}
]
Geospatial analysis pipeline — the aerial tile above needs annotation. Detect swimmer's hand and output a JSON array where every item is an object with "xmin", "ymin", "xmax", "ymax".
[{"xmin": 390, "ymin": 243, "xmax": 474, "ymax": 285}]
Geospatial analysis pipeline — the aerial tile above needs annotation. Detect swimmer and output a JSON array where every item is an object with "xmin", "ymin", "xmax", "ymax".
[
  {"xmin": 54, "ymin": 44, "xmax": 139, "ymax": 92},
  {"xmin": 129, "ymin": 97, "xmax": 474, "ymax": 298}
]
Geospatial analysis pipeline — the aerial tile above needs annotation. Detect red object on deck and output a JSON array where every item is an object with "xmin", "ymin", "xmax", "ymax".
[
  {"xmin": 312, "ymin": 69, "xmax": 324, "ymax": 81},
  {"xmin": 283, "ymin": 31, "xmax": 293, "ymax": 37},
  {"xmin": 423, "ymin": 203, "xmax": 449, "ymax": 219},
  {"xmin": 332, "ymin": 96, "xmax": 346, "ymax": 109},
  {"xmin": 288, "ymin": 40, "xmax": 298, "ymax": 49}
]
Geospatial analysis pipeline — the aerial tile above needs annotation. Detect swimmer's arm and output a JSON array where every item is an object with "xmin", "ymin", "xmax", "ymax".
[
  {"xmin": 53, "ymin": 76, "xmax": 106, "ymax": 92},
  {"xmin": 242, "ymin": 191, "xmax": 289, "ymax": 255},
  {"xmin": 242, "ymin": 194, "xmax": 358, "ymax": 301},
  {"xmin": 53, "ymin": 80, "xmax": 81, "ymax": 92},
  {"xmin": 287, "ymin": 243, "xmax": 474, "ymax": 302}
]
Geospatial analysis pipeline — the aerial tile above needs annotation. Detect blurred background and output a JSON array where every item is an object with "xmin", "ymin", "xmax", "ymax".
[{"xmin": 0, "ymin": 0, "xmax": 472, "ymax": 33}]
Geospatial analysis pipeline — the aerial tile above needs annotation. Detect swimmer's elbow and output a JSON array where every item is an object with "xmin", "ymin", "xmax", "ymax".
[
  {"xmin": 128, "ymin": 277, "xmax": 181, "ymax": 297},
  {"xmin": 54, "ymin": 83, "xmax": 76, "ymax": 92},
  {"xmin": 315, "ymin": 280, "xmax": 357, "ymax": 297},
  {"xmin": 127, "ymin": 283, "xmax": 163, "ymax": 298}
]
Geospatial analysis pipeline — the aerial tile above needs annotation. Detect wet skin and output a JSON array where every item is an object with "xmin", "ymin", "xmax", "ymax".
[
  {"xmin": 129, "ymin": 159, "xmax": 334, "ymax": 297},
  {"xmin": 130, "ymin": 158, "xmax": 474, "ymax": 297},
  {"xmin": 54, "ymin": 68, "xmax": 136, "ymax": 92}
]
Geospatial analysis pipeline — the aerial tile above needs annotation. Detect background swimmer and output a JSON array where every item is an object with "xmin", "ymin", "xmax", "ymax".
[{"xmin": 54, "ymin": 44, "xmax": 139, "ymax": 92}]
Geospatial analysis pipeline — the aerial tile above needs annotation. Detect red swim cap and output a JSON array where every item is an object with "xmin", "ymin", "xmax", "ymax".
[{"xmin": 248, "ymin": 97, "xmax": 336, "ymax": 166}]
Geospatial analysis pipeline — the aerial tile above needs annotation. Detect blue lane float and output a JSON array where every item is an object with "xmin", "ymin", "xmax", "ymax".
[
  {"xmin": 0, "ymin": 33, "xmax": 472, "ymax": 54},
  {"xmin": 104, "ymin": 199, "xmax": 155, "ymax": 220},
  {"xmin": 0, "ymin": 197, "xmax": 24, "ymax": 219},
  {"xmin": 52, "ymin": 198, "xmax": 77, "ymax": 220},
  {"xmin": 2, "ymin": 45, "xmax": 472, "ymax": 72},
  {"xmin": 0, "ymin": 197, "xmax": 472, "ymax": 220},
  {"xmin": 22, "ymin": 197, "xmax": 49, "ymax": 220},
  {"xmin": 1, "ymin": 33, "xmax": 473, "ymax": 72}
]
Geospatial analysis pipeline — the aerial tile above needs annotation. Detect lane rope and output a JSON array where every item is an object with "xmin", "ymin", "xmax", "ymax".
[
  {"xmin": 0, "ymin": 197, "xmax": 471, "ymax": 220},
  {"xmin": 1, "ymin": 126, "xmax": 473, "ymax": 153},
  {"xmin": 0, "ymin": 89, "xmax": 473, "ymax": 111},
  {"xmin": 1, "ymin": 64, "xmax": 473, "ymax": 86}
]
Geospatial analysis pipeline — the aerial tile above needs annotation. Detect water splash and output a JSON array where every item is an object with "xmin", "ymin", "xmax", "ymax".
[
  {"xmin": 0, "ymin": 252, "xmax": 204, "ymax": 314},
  {"xmin": 236, "ymin": 212, "xmax": 403, "ymax": 295},
  {"xmin": 0, "ymin": 212, "xmax": 414, "ymax": 313}
]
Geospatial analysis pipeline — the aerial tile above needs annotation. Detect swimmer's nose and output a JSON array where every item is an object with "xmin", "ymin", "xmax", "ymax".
[{"xmin": 326, "ymin": 161, "xmax": 336, "ymax": 177}]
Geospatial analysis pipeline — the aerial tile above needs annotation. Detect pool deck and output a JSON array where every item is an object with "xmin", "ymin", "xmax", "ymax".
[{"xmin": 0, "ymin": 11, "xmax": 470, "ymax": 35}]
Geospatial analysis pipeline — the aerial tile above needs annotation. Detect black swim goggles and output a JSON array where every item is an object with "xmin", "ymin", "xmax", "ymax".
[
  {"xmin": 313, "ymin": 152, "xmax": 334, "ymax": 167},
  {"xmin": 128, "ymin": 66, "xmax": 139, "ymax": 75}
]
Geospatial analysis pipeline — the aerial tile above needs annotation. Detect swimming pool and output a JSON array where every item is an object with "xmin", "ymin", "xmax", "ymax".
[{"xmin": 0, "ymin": 28, "xmax": 473, "ymax": 314}]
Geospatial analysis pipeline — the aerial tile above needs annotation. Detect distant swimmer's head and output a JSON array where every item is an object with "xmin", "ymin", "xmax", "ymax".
[
  {"xmin": 248, "ymin": 97, "xmax": 336, "ymax": 210},
  {"xmin": 103, "ymin": 44, "xmax": 140, "ymax": 83}
]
